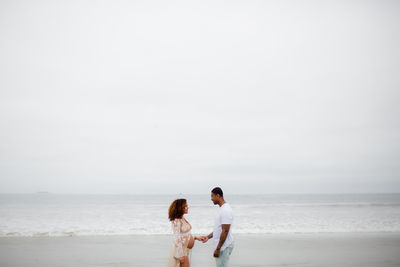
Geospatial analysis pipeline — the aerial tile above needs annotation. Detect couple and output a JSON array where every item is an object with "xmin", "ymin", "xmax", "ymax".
[{"xmin": 166, "ymin": 187, "xmax": 234, "ymax": 267}]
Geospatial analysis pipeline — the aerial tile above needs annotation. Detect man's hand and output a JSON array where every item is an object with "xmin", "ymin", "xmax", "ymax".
[{"xmin": 213, "ymin": 248, "xmax": 220, "ymax": 258}]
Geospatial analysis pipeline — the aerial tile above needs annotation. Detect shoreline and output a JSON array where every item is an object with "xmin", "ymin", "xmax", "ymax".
[{"xmin": 1, "ymin": 230, "xmax": 399, "ymax": 238}]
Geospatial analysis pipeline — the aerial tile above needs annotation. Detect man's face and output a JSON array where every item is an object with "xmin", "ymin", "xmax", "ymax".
[{"xmin": 211, "ymin": 193, "xmax": 219, "ymax": 205}]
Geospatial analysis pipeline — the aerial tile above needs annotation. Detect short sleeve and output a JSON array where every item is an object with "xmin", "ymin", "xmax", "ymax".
[
  {"xmin": 171, "ymin": 219, "xmax": 185, "ymax": 258},
  {"xmin": 220, "ymin": 208, "xmax": 233, "ymax": 224}
]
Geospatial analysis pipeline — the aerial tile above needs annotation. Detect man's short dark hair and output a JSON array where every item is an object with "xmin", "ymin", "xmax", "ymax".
[{"xmin": 211, "ymin": 187, "xmax": 223, "ymax": 197}]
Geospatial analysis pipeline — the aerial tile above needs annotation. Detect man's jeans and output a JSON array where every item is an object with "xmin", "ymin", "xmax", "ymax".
[{"xmin": 215, "ymin": 243, "xmax": 234, "ymax": 267}]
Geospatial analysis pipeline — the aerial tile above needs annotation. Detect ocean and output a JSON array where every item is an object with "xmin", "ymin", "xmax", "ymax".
[{"xmin": 1, "ymin": 193, "xmax": 399, "ymax": 237}]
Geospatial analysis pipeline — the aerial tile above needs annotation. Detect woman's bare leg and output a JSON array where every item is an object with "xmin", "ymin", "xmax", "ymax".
[{"xmin": 180, "ymin": 256, "xmax": 189, "ymax": 267}]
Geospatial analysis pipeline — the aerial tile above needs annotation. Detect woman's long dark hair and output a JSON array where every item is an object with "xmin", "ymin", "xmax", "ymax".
[{"xmin": 168, "ymin": 198, "xmax": 187, "ymax": 221}]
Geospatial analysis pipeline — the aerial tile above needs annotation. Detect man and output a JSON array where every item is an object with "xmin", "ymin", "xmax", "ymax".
[{"xmin": 199, "ymin": 187, "xmax": 234, "ymax": 267}]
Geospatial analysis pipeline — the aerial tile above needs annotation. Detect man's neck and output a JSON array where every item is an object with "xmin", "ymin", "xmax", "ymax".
[{"xmin": 218, "ymin": 199, "xmax": 226, "ymax": 207}]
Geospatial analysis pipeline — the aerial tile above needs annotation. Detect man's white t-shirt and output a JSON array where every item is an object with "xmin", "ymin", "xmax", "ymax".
[{"xmin": 213, "ymin": 202, "xmax": 234, "ymax": 251}]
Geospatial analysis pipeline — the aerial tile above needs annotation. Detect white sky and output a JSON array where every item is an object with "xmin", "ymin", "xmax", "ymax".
[{"xmin": 0, "ymin": 0, "xmax": 399, "ymax": 194}]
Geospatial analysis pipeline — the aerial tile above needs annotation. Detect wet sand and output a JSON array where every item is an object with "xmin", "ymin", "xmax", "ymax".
[{"xmin": 1, "ymin": 232, "xmax": 399, "ymax": 266}]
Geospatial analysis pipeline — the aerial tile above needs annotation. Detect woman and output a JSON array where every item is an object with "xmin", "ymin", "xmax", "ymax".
[{"xmin": 167, "ymin": 198, "xmax": 200, "ymax": 267}]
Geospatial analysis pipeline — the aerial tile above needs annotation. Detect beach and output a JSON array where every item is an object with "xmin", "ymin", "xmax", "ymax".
[
  {"xmin": 1, "ymin": 193, "xmax": 399, "ymax": 266},
  {"xmin": 1, "ymin": 232, "xmax": 399, "ymax": 267}
]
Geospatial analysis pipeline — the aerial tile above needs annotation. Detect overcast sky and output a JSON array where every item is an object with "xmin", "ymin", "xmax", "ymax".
[{"xmin": 0, "ymin": 0, "xmax": 399, "ymax": 194}]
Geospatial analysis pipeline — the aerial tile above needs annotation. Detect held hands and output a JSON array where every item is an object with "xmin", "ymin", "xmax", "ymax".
[
  {"xmin": 194, "ymin": 235, "xmax": 209, "ymax": 243},
  {"xmin": 194, "ymin": 236, "xmax": 209, "ymax": 243}
]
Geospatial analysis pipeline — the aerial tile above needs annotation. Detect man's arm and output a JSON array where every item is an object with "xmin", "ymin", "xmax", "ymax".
[{"xmin": 216, "ymin": 224, "xmax": 230, "ymax": 250}]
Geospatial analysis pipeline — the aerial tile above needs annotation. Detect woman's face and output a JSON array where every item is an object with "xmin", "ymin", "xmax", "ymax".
[{"xmin": 184, "ymin": 203, "xmax": 189, "ymax": 214}]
